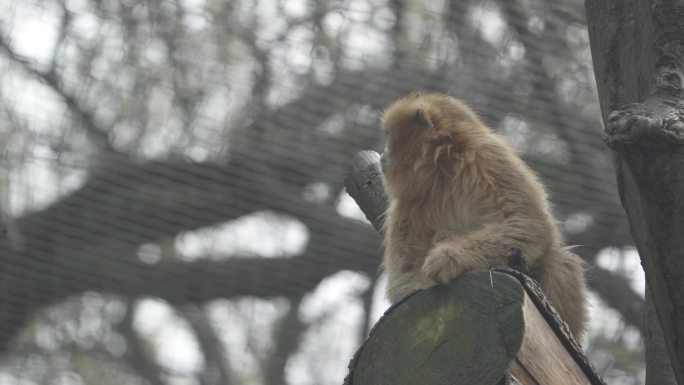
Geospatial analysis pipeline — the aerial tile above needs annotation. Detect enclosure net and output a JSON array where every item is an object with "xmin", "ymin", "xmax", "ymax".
[{"xmin": 0, "ymin": 1, "xmax": 645, "ymax": 384}]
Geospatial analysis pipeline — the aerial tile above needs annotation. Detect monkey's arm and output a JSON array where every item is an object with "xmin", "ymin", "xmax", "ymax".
[
  {"xmin": 383, "ymin": 206, "xmax": 437, "ymax": 303},
  {"xmin": 422, "ymin": 214, "xmax": 554, "ymax": 284}
]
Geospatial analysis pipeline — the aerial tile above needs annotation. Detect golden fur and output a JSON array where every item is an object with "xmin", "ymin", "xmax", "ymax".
[{"xmin": 380, "ymin": 91, "xmax": 587, "ymax": 338}]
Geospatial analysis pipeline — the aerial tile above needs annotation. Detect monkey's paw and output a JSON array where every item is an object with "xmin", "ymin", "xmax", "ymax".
[{"xmin": 422, "ymin": 244, "xmax": 477, "ymax": 284}]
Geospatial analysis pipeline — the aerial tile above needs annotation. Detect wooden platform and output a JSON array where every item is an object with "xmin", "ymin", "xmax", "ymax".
[{"xmin": 343, "ymin": 269, "xmax": 605, "ymax": 385}]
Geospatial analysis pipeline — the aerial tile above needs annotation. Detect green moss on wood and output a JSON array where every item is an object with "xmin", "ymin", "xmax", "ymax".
[{"xmin": 346, "ymin": 271, "xmax": 526, "ymax": 385}]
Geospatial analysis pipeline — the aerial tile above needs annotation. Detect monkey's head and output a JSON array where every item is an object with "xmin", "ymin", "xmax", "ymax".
[{"xmin": 380, "ymin": 91, "xmax": 490, "ymax": 198}]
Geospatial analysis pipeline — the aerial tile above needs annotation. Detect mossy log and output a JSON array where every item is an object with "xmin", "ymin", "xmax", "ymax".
[{"xmin": 343, "ymin": 270, "xmax": 605, "ymax": 385}]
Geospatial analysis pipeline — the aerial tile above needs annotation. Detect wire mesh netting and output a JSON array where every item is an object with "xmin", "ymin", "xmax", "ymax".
[{"xmin": 0, "ymin": 0, "xmax": 646, "ymax": 384}]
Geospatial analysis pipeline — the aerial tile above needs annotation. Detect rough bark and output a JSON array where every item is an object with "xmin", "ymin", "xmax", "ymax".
[
  {"xmin": 585, "ymin": 0, "xmax": 684, "ymax": 382},
  {"xmin": 644, "ymin": 284, "xmax": 677, "ymax": 385}
]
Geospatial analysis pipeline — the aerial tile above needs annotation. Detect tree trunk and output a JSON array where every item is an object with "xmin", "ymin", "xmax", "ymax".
[
  {"xmin": 644, "ymin": 284, "xmax": 676, "ymax": 385},
  {"xmin": 585, "ymin": 1, "xmax": 684, "ymax": 383}
]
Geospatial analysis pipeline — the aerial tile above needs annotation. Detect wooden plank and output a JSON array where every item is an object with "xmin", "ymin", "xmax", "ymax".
[
  {"xmin": 502, "ymin": 374, "xmax": 525, "ymax": 385},
  {"xmin": 510, "ymin": 294, "xmax": 591, "ymax": 385},
  {"xmin": 499, "ymin": 268, "xmax": 605, "ymax": 385},
  {"xmin": 508, "ymin": 360, "xmax": 540, "ymax": 385}
]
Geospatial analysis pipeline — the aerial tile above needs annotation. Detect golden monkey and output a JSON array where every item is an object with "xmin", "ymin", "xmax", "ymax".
[{"xmin": 380, "ymin": 91, "xmax": 587, "ymax": 338}]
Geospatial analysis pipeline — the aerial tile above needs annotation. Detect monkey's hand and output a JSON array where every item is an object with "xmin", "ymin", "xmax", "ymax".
[{"xmin": 422, "ymin": 242, "xmax": 486, "ymax": 284}]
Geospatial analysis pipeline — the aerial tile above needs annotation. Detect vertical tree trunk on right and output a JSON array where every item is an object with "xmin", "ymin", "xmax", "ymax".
[{"xmin": 585, "ymin": 1, "xmax": 684, "ymax": 384}]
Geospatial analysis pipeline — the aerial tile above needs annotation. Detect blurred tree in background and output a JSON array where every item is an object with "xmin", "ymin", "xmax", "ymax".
[{"xmin": 0, "ymin": 0, "xmax": 646, "ymax": 384}]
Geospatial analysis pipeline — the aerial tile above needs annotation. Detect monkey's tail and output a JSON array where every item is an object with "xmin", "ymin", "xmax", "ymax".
[{"xmin": 535, "ymin": 249, "xmax": 589, "ymax": 340}]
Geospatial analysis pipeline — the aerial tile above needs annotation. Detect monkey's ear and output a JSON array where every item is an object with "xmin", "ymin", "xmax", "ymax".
[{"xmin": 414, "ymin": 106, "xmax": 432, "ymax": 128}]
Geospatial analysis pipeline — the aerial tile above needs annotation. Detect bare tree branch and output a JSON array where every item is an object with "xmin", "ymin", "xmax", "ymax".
[
  {"xmin": 182, "ymin": 305, "xmax": 238, "ymax": 385},
  {"xmin": 263, "ymin": 299, "xmax": 305, "ymax": 385},
  {"xmin": 119, "ymin": 300, "xmax": 166, "ymax": 385},
  {"xmin": 0, "ymin": 33, "xmax": 111, "ymax": 147}
]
